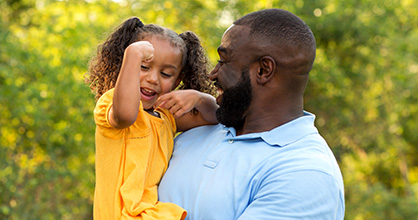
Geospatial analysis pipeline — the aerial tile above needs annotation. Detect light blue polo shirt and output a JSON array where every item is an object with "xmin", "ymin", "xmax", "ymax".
[{"xmin": 159, "ymin": 112, "xmax": 345, "ymax": 220}]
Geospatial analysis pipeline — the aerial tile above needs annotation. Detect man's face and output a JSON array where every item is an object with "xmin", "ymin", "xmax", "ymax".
[{"xmin": 210, "ymin": 25, "xmax": 255, "ymax": 129}]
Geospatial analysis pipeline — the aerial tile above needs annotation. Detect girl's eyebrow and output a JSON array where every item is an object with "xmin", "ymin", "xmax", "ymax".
[{"xmin": 163, "ymin": 64, "xmax": 179, "ymax": 71}]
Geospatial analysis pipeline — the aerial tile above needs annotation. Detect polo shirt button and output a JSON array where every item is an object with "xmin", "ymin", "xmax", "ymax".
[{"xmin": 228, "ymin": 139, "xmax": 234, "ymax": 144}]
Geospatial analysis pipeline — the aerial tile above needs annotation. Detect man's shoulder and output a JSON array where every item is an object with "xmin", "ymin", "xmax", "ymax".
[{"xmin": 176, "ymin": 123, "xmax": 224, "ymax": 139}]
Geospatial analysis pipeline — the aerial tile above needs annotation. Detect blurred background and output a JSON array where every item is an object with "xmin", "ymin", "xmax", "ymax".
[{"xmin": 1, "ymin": 0, "xmax": 417, "ymax": 219}]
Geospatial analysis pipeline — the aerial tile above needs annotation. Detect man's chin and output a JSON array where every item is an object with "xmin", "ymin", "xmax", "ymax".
[
  {"xmin": 216, "ymin": 108, "xmax": 245, "ymax": 129},
  {"xmin": 215, "ymin": 68, "xmax": 251, "ymax": 129}
]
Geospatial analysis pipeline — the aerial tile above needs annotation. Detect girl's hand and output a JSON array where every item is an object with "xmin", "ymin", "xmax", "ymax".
[
  {"xmin": 156, "ymin": 90, "xmax": 218, "ymax": 132},
  {"xmin": 125, "ymin": 41, "xmax": 154, "ymax": 62},
  {"xmin": 154, "ymin": 90, "xmax": 202, "ymax": 118}
]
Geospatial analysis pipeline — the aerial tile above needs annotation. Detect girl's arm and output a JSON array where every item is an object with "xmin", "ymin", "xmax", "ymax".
[
  {"xmin": 154, "ymin": 90, "xmax": 219, "ymax": 132},
  {"xmin": 109, "ymin": 41, "xmax": 154, "ymax": 129}
]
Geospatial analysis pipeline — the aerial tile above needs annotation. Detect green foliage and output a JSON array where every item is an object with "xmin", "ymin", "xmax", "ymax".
[
  {"xmin": 303, "ymin": 1, "xmax": 418, "ymax": 219},
  {"xmin": 0, "ymin": 0, "xmax": 417, "ymax": 219}
]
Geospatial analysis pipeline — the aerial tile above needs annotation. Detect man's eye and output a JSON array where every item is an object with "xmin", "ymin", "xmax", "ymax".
[
  {"xmin": 141, "ymin": 65, "xmax": 150, "ymax": 70},
  {"xmin": 217, "ymin": 60, "xmax": 226, "ymax": 66}
]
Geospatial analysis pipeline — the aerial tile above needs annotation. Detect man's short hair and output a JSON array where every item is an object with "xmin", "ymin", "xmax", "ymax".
[{"xmin": 234, "ymin": 8, "xmax": 316, "ymax": 54}]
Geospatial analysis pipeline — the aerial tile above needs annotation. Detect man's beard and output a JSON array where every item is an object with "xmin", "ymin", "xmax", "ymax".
[{"xmin": 216, "ymin": 69, "xmax": 252, "ymax": 130}]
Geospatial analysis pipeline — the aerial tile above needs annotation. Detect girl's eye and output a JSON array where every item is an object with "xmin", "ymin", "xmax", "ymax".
[
  {"xmin": 141, "ymin": 65, "xmax": 150, "ymax": 70},
  {"xmin": 161, "ymin": 72, "xmax": 172, "ymax": 78}
]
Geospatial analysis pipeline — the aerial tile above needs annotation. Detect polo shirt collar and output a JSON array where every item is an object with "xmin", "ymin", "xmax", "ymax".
[{"xmin": 222, "ymin": 111, "xmax": 319, "ymax": 147}]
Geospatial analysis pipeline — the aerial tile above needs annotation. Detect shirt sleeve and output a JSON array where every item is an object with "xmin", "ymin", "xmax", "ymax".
[
  {"xmin": 238, "ymin": 170, "xmax": 343, "ymax": 220},
  {"xmin": 93, "ymin": 88, "xmax": 123, "ymax": 139},
  {"xmin": 155, "ymin": 106, "xmax": 177, "ymax": 134}
]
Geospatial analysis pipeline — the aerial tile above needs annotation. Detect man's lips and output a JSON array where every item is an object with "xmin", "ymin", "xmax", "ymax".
[
  {"xmin": 216, "ymin": 88, "xmax": 224, "ymax": 105},
  {"xmin": 214, "ymin": 81, "xmax": 225, "ymax": 104}
]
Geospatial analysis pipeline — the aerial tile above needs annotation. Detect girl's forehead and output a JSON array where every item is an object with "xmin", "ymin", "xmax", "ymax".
[
  {"xmin": 145, "ymin": 36, "xmax": 183, "ymax": 70},
  {"xmin": 144, "ymin": 35, "xmax": 174, "ymax": 48},
  {"xmin": 144, "ymin": 35, "xmax": 182, "ymax": 52}
]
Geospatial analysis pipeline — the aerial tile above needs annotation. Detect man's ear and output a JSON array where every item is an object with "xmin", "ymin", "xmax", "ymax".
[{"xmin": 257, "ymin": 56, "xmax": 275, "ymax": 84}]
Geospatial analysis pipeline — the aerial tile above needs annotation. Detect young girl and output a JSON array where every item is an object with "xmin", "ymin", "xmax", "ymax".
[{"xmin": 86, "ymin": 17, "xmax": 218, "ymax": 219}]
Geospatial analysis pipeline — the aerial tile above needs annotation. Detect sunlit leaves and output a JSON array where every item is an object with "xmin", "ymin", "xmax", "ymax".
[{"xmin": 1, "ymin": 0, "xmax": 418, "ymax": 219}]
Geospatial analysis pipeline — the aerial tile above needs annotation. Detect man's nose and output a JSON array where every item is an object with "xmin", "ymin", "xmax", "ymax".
[{"xmin": 209, "ymin": 65, "xmax": 219, "ymax": 81}]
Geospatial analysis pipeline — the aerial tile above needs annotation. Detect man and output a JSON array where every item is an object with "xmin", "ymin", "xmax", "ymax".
[{"xmin": 159, "ymin": 8, "xmax": 345, "ymax": 219}]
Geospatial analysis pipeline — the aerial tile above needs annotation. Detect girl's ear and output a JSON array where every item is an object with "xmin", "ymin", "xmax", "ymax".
[{"xmin": 256, "ymin": 56, "xmax": 276, "ymax": 85}]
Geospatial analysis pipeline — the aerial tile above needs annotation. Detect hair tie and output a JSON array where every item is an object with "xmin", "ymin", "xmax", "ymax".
[{"xmin": 137, "ymin": 18, "xmax": 144, "ymax": 28}]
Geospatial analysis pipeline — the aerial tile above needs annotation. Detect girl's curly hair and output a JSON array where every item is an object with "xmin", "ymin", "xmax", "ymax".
[{"xmin": 86, "ymin": 17, "xmax": 215, "ymax": 101}]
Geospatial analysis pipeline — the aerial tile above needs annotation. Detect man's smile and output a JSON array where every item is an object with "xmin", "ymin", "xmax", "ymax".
[{"xmin": 214, "ymin": 82, "xmax": 224, "ymax": 105}]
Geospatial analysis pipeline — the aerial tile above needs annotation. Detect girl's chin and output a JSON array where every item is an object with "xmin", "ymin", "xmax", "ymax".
[{"xmin": 141, "ymin": 101, "xmax": 155, "ymax": 111}]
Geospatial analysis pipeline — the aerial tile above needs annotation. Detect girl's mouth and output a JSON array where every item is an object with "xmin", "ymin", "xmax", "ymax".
[{"xmin": 140, "ymin": 87, "xmax": 157, "ymax": 101}]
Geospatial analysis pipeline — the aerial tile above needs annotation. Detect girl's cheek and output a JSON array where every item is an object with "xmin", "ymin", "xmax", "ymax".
[{"xmin": 161, "ymin": 82, "xmax": 174, "ymax": 94}]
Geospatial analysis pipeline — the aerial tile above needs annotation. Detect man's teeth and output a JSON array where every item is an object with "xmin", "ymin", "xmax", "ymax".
[{"xmin": 217, "ymin": 89, "xmax": 224, "ymax": 96}]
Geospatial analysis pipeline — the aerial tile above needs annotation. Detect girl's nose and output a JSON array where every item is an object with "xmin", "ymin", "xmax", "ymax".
[{"xmin": 146, "ymin": 70, "xmax": 158, "ymax": 84}]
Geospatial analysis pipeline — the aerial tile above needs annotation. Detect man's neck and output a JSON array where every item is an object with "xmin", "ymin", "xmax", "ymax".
[{"xmin": 236, "ymin": 104, "xmax": 304, "ymax": 136}]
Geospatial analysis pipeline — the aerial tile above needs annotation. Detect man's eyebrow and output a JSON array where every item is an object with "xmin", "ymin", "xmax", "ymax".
[{"xmin": 217, "ymin": 46, "xmax": 227, "ymax": 55}]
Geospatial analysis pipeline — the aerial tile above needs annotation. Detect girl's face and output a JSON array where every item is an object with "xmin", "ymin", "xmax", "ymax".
[{"xmin": 139, "ymin": 36, "xmax": 182, "ymax": 110}]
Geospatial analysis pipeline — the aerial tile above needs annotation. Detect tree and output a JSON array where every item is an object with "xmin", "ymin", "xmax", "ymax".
[{"xmin": 1, "ymin": 0, "xmax": 417, "ymax": 219}]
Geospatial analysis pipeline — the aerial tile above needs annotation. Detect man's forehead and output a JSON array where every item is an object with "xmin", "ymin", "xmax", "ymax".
[
  {"xmin": 219, "ymin": 25, "xmax": 251, "ymax": 55},
  {"xmin": 222, "ymin": 24, "xmax": 250, "ymax": 40},
  {"xmin": 222, "ymin": 24, "xmax": 235, "ymax": 39}
]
